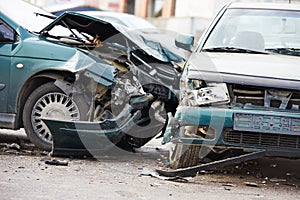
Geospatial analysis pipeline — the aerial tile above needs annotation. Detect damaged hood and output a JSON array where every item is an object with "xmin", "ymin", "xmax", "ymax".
[
  {"xmin": 121, "ymin": 28, "xmax": 188, "ymax": 62},
  {"xmin": 188, "ymin": 52, "xmax": 300, "ymax": 90},
  {"xmin": 39, "ymin": 12, "xmax": 186, "ymax": 62}
]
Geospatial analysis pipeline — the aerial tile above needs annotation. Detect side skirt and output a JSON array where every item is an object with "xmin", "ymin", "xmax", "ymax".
[{"xmin": 0, "ymin": 113, "xmax": 17, "ymax": 129}]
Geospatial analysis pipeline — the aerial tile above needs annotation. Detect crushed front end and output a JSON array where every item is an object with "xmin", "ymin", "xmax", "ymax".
[
  {"xmin": 43, "ymin": 59, "xmax": 151, "ymax": 157},
  {"xmin": 163, "ymin": 73, "xmax": 300, "ymax": 169}
]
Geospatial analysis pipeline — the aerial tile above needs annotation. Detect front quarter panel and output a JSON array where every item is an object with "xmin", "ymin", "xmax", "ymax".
[{"xmin": 8, "ymin": 35, "xmax": 115, "ymax": 113}]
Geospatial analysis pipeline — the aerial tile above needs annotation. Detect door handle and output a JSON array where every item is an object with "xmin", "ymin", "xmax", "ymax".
[{"xmin": 0, "ymin": 84, "xmax": 5, "ymax": 91}]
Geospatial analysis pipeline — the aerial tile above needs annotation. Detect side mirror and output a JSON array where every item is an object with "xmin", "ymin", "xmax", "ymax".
[{"xmin": 175, "ymin": 33, "xmax": 194, "ymax": 52}]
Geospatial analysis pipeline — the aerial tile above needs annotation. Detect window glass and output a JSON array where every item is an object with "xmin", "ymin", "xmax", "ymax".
[
  {"xmin": 0, "ymin": 19, "xmax": 14, "ymax": 43},
  {"xmin": 204, "ymin": 9, "xmax": 300, "ymax": 50}
]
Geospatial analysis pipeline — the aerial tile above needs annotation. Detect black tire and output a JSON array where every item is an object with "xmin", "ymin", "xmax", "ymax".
[
  {"xmin": 23, "ymin": 82, "xmax": 89, "ymax": 151},
  {"xmin": 169, "ymin": 126, "xmax": 200, "ymax": 169},
  {"xmin": 169, "ymin": 143, "xmax": 200, "ymax": 169},
  {"xmin": 122, "ymin": 101, "xmax": 167, "ymax": 148}
]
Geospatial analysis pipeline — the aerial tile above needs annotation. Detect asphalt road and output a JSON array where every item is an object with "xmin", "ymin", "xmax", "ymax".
[{"xmin": 0, "ymin": 129, "xmax": 300, "ymax": 200}]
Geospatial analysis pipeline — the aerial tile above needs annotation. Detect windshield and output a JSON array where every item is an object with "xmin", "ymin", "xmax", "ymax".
[
  {"xmin": 204, "ymin": 8, "xmax": 300, "ymax": 56},
  {"xmin": 0, "ymin": 0, "xmax": 54, "ymax": 32}
]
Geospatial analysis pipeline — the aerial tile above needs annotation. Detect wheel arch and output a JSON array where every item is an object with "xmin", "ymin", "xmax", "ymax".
[{"xmin": 16, "ymin": 70, "xmax": 76, "ymax": 129}]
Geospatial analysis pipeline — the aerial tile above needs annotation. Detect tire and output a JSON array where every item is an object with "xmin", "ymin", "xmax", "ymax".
[
  {"xmin": 169, "ymin": 143, "xmax": 200, "ymax": 169},
  {"xmin": 169, "ymin": 126, "xmax": 200, "ymax": 169},
  {"xmin": 23, "ymin": 82, "xmax": 89, "ymax": 151},
  {"xmin": 122, "ymin": 101, "xmax": 167, "ymax": 149}
]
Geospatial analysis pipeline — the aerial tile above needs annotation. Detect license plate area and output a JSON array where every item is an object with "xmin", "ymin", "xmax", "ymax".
[{"xmin": 233, "ymin": 113, "xmax": 300, "ymax": 136}]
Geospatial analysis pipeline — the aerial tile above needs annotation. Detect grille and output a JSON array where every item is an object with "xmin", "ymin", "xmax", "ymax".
[{"xmin": 223, "ymin": 130, "xmax": 300, "ymax": 149}]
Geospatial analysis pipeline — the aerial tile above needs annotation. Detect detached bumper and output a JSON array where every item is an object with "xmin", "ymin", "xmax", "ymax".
[
  {"xmin": 42, "ymin": 105, "xmax": 141, "ymax": 157},
  {"xmin": 164, "ymin": 106, "xmax": 300, "ymax": 157}
]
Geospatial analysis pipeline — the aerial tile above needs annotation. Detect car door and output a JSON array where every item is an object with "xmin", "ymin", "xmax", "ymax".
[{"xmin": 0, "ymin": 19, "xmax": 14, "ymax": 112}]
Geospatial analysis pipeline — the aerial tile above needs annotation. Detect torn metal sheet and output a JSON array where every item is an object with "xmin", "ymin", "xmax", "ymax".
[{"xmin": 156, "ymin": 151, "xmax": 266, "ymax": 177}]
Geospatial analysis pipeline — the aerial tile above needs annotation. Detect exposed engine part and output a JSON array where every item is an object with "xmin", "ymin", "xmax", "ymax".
[
  {"xmin": 264, "ymin": 89, "xmax": 292, "ymax": 109},
  {"xmin": 143, "ymin": 84, "xmax": 177, "ymax": 102},
  {"xmin": 151, "ymin": 101, "xmax": 166, "ymax": 124},
  {"xmin": 229, "ymin": 84, "xmax": 300, "ymax": 110}
]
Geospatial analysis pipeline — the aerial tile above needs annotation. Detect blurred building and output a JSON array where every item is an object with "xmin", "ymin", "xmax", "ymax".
[
  {"xmin": 26, "ymin": 0, "xmax": 300, "ymax": 38},
  {"xmin": 26, "ymin": 0, "xmax": 300, "ymax": 17}
]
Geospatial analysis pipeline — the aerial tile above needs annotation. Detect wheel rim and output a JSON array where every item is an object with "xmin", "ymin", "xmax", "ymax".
[{"xmin": 31, "ymin": 92, "xmax": 81, "ymax": 143}]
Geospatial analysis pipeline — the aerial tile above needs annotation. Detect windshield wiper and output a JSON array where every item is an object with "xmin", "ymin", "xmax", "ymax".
[
  {"xmin": 34, "ymin": 12, "xmax": 56, "ymax": 20},
  {"xmin": 265, "ymin": 48, "xmax": 300, "ymax": 56},
  {"xmin": 203, "ymin": 47, "xmax": 268, "ymax": 54}
]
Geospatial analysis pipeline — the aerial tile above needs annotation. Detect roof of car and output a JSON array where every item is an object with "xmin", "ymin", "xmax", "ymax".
[{"xmin": 228, "ymin": 2, "xmax": 300, "ymax": 11}]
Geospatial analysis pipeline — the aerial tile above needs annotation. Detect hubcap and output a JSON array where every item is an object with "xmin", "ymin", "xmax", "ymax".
[{"xmin": 31, "ymin": 92, "xmax": 80, "ymax": 143}]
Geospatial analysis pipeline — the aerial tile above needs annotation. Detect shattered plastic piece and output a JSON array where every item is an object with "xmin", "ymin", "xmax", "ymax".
[{"xmin": 45, "ymin": 159, "xmax": 69, "ymax": 166}]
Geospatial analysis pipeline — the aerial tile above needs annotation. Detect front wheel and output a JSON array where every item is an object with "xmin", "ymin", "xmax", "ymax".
[
  {"xmin": 169, "ymin": 126, "xmax": 200, "ymax": 169},
  {"xmin": 169, "ymin": 143, "xmax": 200, "ymax": 169},
  {"xmin": 23, "ymin": 82, "xmax": 88, "ymax": 151}
]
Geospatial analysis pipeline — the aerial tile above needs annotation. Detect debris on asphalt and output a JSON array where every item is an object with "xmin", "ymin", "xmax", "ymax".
[
  {"xmin": 7, "ymin": 143, "xmax": 21, "ymax": 151},
  {"xmin": 244, "ymin": 182, "xmax": 259, "ymax": 187},
  {"xmin": 269, "ymin": 178, "xmax": 287, "ymax": 183},
  {"xmin": 45, "ymin": 159, "xmax": 69, "ymax": 166},
  {"xmin": 139, "ymin": 168, "xmax": 189, "ymax": 182},
  {"xmin": 150, "ymin": 183, "xmax": 163, "ymax": 187},
  {"xmin": 222, "ymin": 183, "xmax": 237, "ymax": 187},
  {"xmin": 0, "ymin": 142, "xmax": 46, "ymax": 156},
  {"xmin": 197, "ymin": 170, "xmax": 214, "ymax": 175}
]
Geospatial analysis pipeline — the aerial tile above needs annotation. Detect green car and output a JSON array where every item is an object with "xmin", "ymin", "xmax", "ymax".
[{"xmin": 0, "ymin": 0, "xmax": 148, "ymax": 151}]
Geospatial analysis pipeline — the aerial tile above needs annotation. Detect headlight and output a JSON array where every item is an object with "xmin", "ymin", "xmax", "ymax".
[{"xmin": 182, "ymin": 81, "xmax": 230, "ymax": 106}]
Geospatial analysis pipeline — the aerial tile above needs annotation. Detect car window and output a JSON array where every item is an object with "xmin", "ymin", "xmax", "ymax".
[
  {"xmin": 0, "ymin": 19, "xmax": 15, "ymax": 43},
  {"xmin": 204, "ymin": 8, "xmax": 300, "ymax": 53}
]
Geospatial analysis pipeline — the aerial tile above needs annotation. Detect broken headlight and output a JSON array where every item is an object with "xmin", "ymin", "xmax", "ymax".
[{"xmin": 182, "ymin": 79, "xmax": 230, "ymax": 106}]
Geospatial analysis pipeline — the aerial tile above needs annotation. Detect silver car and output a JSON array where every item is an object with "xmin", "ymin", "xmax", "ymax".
[{"xmin": 163, "ymin": 2, "xmax": 300, "ymax": 170}]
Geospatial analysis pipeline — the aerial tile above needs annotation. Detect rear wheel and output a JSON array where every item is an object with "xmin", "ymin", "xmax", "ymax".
[{"xmin": 23, "ymin": 82, "xmax": 88, "ymax": 151}]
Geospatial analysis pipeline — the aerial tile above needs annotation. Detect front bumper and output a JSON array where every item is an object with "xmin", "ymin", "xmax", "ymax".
[
  {"xmin": 42, "ymin": 104, "xmax": 141, "ymax": 157},
  {"xmin": 163, "ymin": 106, "xmax": 300, "ymax": 157}
]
